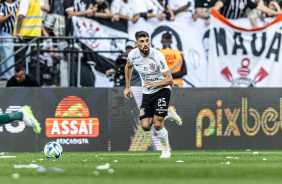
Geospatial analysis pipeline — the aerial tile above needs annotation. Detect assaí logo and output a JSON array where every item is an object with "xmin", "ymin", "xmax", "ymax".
[
  {"xmin": 45, "ymin": 96, "xmax": 99, "ymax": 138},
  {"xmin": 196, "ymin": 98, "xmax": 282, "ymax": 148}
]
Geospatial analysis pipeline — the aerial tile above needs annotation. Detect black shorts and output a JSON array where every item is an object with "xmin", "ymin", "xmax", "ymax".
[{"xmin": 140, "ymin": 88, "xmax": 171, "ymax": 120}]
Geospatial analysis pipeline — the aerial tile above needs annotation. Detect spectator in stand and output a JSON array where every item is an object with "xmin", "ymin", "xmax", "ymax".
[
  {"xmin": 40, "ymin": 0, "xmax": 50, "ymax": 20},
  {"xmin": 159, "ymin": 32, "xmax": 187, "ymax": 88},
  {"xmin": 14, "ymin": 0, "xmax": 42, "ymax": 39},
  {"xmin": 64, "ymin": 0, "xmax": 96, "ymax": 36},
  {"xmin": 6, "ymin": 65, "xmax": 39, "ymax": 87},
  {"xmin": 214, "ymin": 0, "xmax": 281, "ymax": 19},
  {"xmin": 13, "ymin": 0, "xmax": 42, "ymax": 66},
  {"xmin": 40, "ymin": 14, "xmax": 61, "ymax": 86},
  {"xmin": 40, "ymin": 0, "xmax": 50, "ymax": 37},
  {"xmin": 42, "ymin": 14, "xmax": 57, "ymax": 53},
  {"xmin": 90, "ymin": 0, "xmax": 119, "ymax": 22},
  {"xmin": 260, "ymin": 0, "xmax": 281, "ymax": 24},
  {"xmin": 49, "ymin": 0, "xmax": 65, "ymax": 36},
  {"xmin": 0, "ymin": 0, "xmax": 19, "ymax": 80},
  {"xmin": 64, "ymin": 0, "xmax": 95, "ymax": 17},
  {"xmin": 133, "ymin": 0, "xmax": 167, "ymax": 21},
  {"xmin": 195, "ymin": 0, "xmax": 217, "ymax": 25},
  {"xmin": 168, "ymin": 0, "xmax": 196, "ymax": 20},
  {"xmin": 110, "ymin": 0, "xmax": 139, "ymax": 23},
  {"xmin": 245, "ymin": 0, "xmax": 264, "ymax": 27},
  {"xmin": 157, "ymin": 0, "xmax": 175, "ymax": 21}
]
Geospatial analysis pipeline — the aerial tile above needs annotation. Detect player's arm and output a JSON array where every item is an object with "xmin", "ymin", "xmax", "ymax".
[
  {"xmin": 145, "ymin": 70, "xmax": 173, "ymax": 90},
  {"xmin": 124, "ymin": 61, "xmax": 133, "ymax": 99},
  {"xmin": 158, "ymin": 70, "xmax": 173, "ymax": 87}
]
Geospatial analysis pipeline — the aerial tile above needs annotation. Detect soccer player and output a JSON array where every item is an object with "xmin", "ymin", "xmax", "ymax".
[
  {"xmin": 0, "ymin": 105, "xmax": 41, "ymax": 134},
  {"xmin": 124, "ymin": 31, "xmax": 176, "ymax": 158}
]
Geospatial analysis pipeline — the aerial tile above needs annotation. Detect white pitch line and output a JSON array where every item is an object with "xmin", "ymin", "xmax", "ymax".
[
  {"xmin": 97, "ymin": 153, "xmax": 160, "ymax": 156},
  {"xmin": 0, "ymin": 156, "xmax": 16, "ymax": 158}
]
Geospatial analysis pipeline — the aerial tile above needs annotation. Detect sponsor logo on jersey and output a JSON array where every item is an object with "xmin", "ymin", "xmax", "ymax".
[
  {"xmin": 140, "ymin": 73, "xmax": 161, "ymax": 81},
  {"xmin": 156, "ymin": 107, "xmax": 167, "ymax": 112}
]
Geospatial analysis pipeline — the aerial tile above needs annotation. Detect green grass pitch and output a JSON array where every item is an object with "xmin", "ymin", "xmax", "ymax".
[{"xmin": 1, "ymin": 150, "xmax": 282, "ymax": 184}]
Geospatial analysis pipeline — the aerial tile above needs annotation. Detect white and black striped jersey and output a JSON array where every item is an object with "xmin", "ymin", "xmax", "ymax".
[
  {"xmin": 220, "ymin": 0, "xmax": 258, "ymax": 19},
  {"xmin": 64, "ymin": 0, "xmax": 93, "ymax": 14},
  {"xmin": 0, "ymin": 1, "xmax": 19, "ymax": 34},
  {"xmin": 64, "ymin": 0, "xmax": 93, "ymax": 36}
]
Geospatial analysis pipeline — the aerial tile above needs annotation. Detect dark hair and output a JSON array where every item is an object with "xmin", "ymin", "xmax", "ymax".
[
  {"xmin": 15, "ymin": 65, "xmax": 25, "ymax": 73},
  {"xmin": 162, "ymin": 32, "xmax": 172, "ymax": 40},
  {"xmin": 135, "ymin": 31, "xmax": 149, "ymax": 40},
  {"xmin": 278, "ymin": 1, "xmax": 282, "ymax": 9},
  {"xmin": 151, "ymin": 26, "xmax": 183, "ymax": 51}
]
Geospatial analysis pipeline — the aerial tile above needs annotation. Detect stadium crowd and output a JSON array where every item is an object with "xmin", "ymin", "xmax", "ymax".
[{"xmin": 0, "ymin": 0, "xmax": 281, "ymax": 86}]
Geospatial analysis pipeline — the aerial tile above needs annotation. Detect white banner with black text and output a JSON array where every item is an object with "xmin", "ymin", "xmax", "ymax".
[
  {"xmin": 71, "ymin": 13, "xmax": 282, "ymax": 87},
  {"xmin": 208, "ymin": 9, "xmax": 282, "ymax": 87}
]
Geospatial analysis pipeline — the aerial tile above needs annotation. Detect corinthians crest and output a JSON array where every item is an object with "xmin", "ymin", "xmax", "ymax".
[
  {"xmin": 221, "ymin": 58, "xmax": 268, "ymax": 87},
  {"xmin": 149, "ymin": 63, "xmax": 156, "ymax": 71},
  {"xmin": 81, "ymin": 22, "xmax": 100, "ymax": 49},
  {"xmin": 140, "ymin": 108, "xmax": 145, "ymax": 117}
]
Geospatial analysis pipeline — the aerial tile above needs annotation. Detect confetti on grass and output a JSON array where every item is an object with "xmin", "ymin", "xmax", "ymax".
[
  {"xmin": 37, "ymin": 165, "xmax": 64, "ymax": 172},
  {"xmin": 12, "ymin": 173, "xmax": 20, "ymax": 179},
  {"xmin": 108, "ymin": 169, "xmax": 115, "ymax": 174},
  {"xmin": 14, "ymin": 164, "xmax": 38, "ymax": 169},
  {"xmin": 96, "ymin": 163, "xmax": 110, "ymax": 170},
  {"xmin": 93, "ymin": 171, "xmax": 100, "ymax": 176}
]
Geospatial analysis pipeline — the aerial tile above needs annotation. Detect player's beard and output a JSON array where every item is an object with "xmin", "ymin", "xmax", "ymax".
[{"xmin": 140, "ymin": 46, "xmax": 150, "ymax": 56}]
